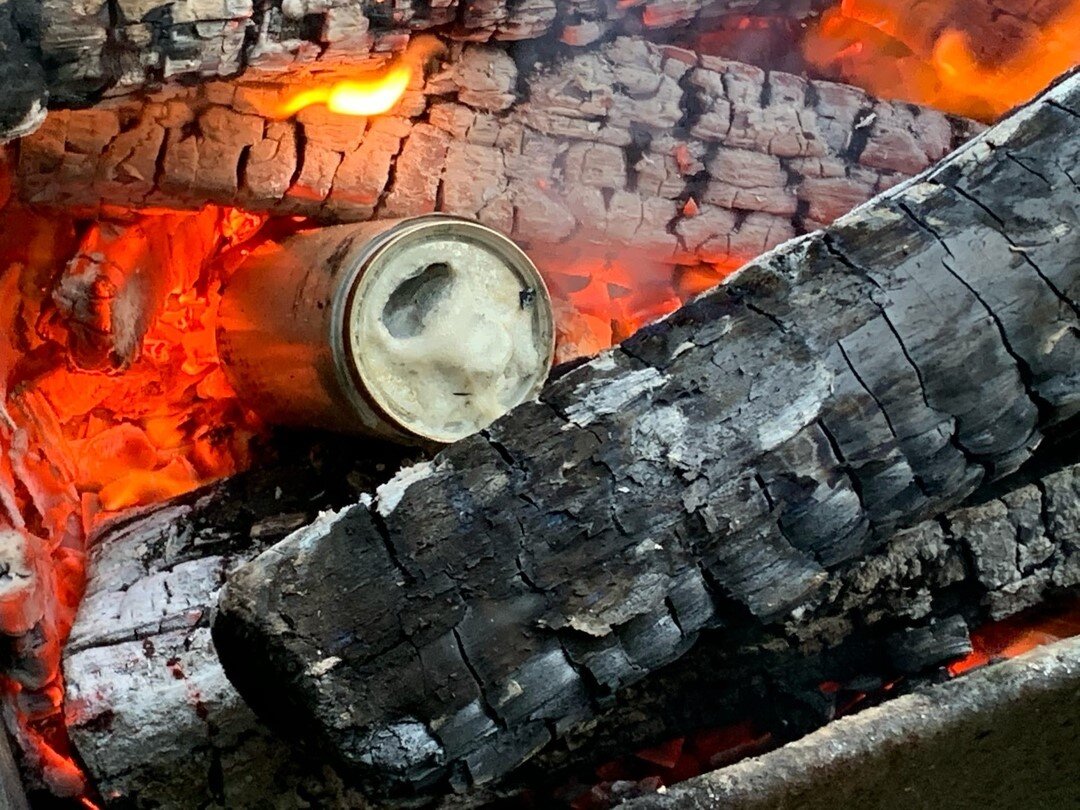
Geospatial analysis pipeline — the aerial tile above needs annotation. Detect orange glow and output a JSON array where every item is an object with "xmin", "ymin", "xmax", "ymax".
[
  {"xmin": 276, "ymin": 64, "xmax": 412, "ymax": 118},
  {"xmin": 534, "ymin": 245, "xmax": 746, "ymax": 364},
  {"xmin": 0, "ymin": 196, "xmax": 267, "ymax": 797},
  {"xmin": 268, "ymin": 36, "xmax": 443, "ymax": 119},
  {"xmin": 574, "ymin": 721, "xmax": 772, "ymax": 808},
  {"xmin": 947, "ymin": 599, "xmax": 1080, "ymax": 677},
  {"xmin": 803, "ymin": 0, "xmax": 1080, "ymax": 121}
]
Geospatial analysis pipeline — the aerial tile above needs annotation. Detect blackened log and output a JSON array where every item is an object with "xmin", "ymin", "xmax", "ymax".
[
  {"xmin": 210, "ymin": 71, "xmax": 1080, "ymax": 799},
  {"xmin": 0, "ymin": 726, "xmax": 28, "ymax": 810},
  {"xmin": 17, "ymin": 37, "xmax": 977, "ymax": 259},
  {"xmin": 516, "ymin": 455, "xmax": 1080, "ymax": 787},
  {"xmin": 66, "ymin": 449, "xmax": 1080, "ymax": 806},
  {"xmin": 58, "ymin": 435, "xmax": 415, "ymax": 808},
  {"xmin": 8, "ymin": 0, "xmax": 829, "ymax": 112},
  {"xmin": 0, "ymin": 3, "xmax": 46, "ymax": 141}
]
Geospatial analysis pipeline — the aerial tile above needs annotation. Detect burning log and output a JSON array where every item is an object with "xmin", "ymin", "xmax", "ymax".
[
  {"xmin": 16, "ymin": 36, "xmax": 977, "ymax": 262},
  {"xmin": 0, "ymin": 0, "xmax": 829, "ymax": 133},
  {"xmin": 58, "ymin": 435, "xmax": 417, "ymax": 807},
  {"xmin": 203, "ymin": 69, "xmax": 1080, "ymax": 799},
  {"xmin": 64, "ymin": 446, "xmax": 1080, "ymax": 806}
]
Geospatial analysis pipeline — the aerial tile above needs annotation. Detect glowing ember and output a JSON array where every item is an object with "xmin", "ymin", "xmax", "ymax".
[
  {"xmin": 571, "ymin": 721, "xmax": 772, "ymax": 809},
  {"xmin": 0, "ymin": 187, "xmax": 267, "ymax": 796},
  {"xmin": 947, "ymin": 598, "xmax": 1080, "ymax": 677},
  {"xmin": 804, "ymin": 0, "xmax": 1080, "ymax": 121},
  {"xmin": 533, "ymin": 244, "xmax": 745, "ymax": 364}
]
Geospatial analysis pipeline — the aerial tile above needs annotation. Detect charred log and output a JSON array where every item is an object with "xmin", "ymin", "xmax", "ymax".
[
  {"xmin": 0, "ymin": 3, "xmax": 46, "ymax": 142},
  {"xmin": 16, "ymin": 37, "xmax": 977, "ymax": 258},
  {"xmin": 0, "ymin": 720, "xmax": 28, "ymax": 810},
  {"xmin": 206, "ymin": 70, "xmax": 1080, "ymax": 798},
  {"xmin": 65, "ymin": 433, "xmax": 1080, "ymax": 806},
  {"xmin": 1, "ymin": 0, "xmax": 829, "ymax": 128},
  {"xmin": 58, "ymin": 433, "xmax": 416, "ymax": 808}
]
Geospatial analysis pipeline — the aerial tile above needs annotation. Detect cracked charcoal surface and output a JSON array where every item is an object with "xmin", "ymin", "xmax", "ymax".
[
  {"xmin": 69, "ymin": 455, "xmax": 1080, "ymax": 806},
  {"xmin": 16, "ymin": 37, "xmax": 978, "ymax": 260},
  {"xmin": 205, "ymin": 73, "xmax": 1080, "ymax": 798},
  {"xmin": 10, "ymin": 0, "xmax": 831, "ymax": 118}
]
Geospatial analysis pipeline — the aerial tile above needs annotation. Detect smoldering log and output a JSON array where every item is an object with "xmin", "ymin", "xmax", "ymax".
[
  {"xmin": 59, "ymin": 434, "xmax": 417, "ymax": 809},
  {"xmin": 3, "ymin": 0, "xmax": 829, "ymax": 123},
  {"xmin": 16, "ymin": 37, "xmax": 978, "ymax": 258},
  {"xmin": 209, "ymin": 70, "xmax": 1080, "ymax": 798},
  {"xmin": 64, "ymin": 446, "xmax": 1080, "ymax": 807}
]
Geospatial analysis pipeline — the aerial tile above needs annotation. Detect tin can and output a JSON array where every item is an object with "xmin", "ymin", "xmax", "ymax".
[{"xmin": 216, "ymin": 215, "xmax": 555, "ymax": 444}]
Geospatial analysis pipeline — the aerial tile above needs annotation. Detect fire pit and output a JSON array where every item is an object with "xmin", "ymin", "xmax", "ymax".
[{"xmin": 0, "ymin": 0, "xmax": 1078, "ymax": 807}]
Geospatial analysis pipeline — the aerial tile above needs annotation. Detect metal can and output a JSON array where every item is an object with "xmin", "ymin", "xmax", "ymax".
[{"xmin": 216, "ymin": 215, "xmax": 555, "ymax": 444}]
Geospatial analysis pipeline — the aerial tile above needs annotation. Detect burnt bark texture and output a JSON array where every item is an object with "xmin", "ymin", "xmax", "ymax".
[
  {"xmin": 209, "ymin": 70, "xmax": 1080, "ymax": 799},
  {"xmin": 66, "ymin": 447, "xmax": 1080, "ymax": 807},
  {"xmin": 60, "ymin": 434, "xmax": 416, "ymax": 808},
  {"xmin": 0, "ymin": 2, "xmax": 46, "ymax": 141},
  {"xmin": 4, "ymin": 0, "xmax": 828, "ymax": 113},
  {"xmin": 16, "ymin": 36, "xmax": 977, "ymax": 261},
  {"xmin": 0, "ymin": 724, "xmax": 28, "ymax": 810}
]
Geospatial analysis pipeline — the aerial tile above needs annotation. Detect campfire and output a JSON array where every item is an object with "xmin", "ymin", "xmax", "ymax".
[{"xmin": 0, "ymin": 0, "xmax": 1078, "ymax": 807}]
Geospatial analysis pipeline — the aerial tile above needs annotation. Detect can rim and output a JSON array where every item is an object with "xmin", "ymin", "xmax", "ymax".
[{"xmin": 332, "ymin": 215, "xmax": 556, "ymax": 444}]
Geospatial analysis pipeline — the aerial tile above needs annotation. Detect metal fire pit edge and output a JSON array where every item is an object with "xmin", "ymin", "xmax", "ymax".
[{"xmin": 623, "ymin": 634, "xmax": 1080, "ymax": 810}]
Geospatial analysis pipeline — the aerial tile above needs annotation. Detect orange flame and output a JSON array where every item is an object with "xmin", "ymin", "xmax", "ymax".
[
  {"xmin": 270, "ymin": 36, "xmax": 443, "ymax": 119},
  {"xmin": 803, "ymin": 0, "xmax": 1080, "ymax": 121},
  {"xmin": 277, "ymin": 64, "xmax": 413, "ymax": 118}
]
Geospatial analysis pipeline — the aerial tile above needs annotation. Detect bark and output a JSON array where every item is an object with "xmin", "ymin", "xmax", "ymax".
[
  {"xmin": 0, "ymin": 3, "xmax": 46, "ymax": 142},
  {"xmin": 209, "ymin": 70, "xmax": 1080, "ymax": 799},
  {"xmin": 16, "ymin": 36, "xmax": 977, "ymax": 260},
  {"xmin": 60, "ymin": 433, "xmax": 416, "ymax": 808},
  {"xmin": 529, "ymin": 452, "xmax": 1080, "ymax": 780},
  {"xmin": 66, "ymin": 436, "xmax": 1080, "ymax": 806},
  {"xmin": 5, "ymin": 0, "xmax": 828, "ymax": 117},
  {"xmin": 0, "ymin": 724, "xmax": 28, "ymax": 810}
]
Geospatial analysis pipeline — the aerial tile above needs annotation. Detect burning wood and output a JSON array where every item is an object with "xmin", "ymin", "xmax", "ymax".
[
  {"xmin": 0, "ymin": 0, "xmax": 1074, "ymax": 805},
  {"xmin": 18, "ymin": 37, "xmax": 973, "ymax": 234},
  {"xmin": 211, "ymin": 71, "xmax": 1080, "ymax": 797},
  {"xmin": 3, "ymin": 0, "xmax": 828, "ymax": 126},
  {"xmin": 15, "ymin": 36, "xmax": 975, "ymax": 358}
]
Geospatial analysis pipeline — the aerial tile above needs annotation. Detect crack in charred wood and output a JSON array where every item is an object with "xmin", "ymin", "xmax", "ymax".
[
  {"xmin": 948, "ymin": 182, "xmax": 1080, "ymax": 319},
  {"xmin": 897, "ymin": 198, "xmax": 1051, "ymax": 426},
  {"xmin": 451, "ymin": 625, "xmax": 507, "ymax": 731},
  {"xmin": 1005, "ymin": 151, "xmax": 1053, "ymax": 188}
]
